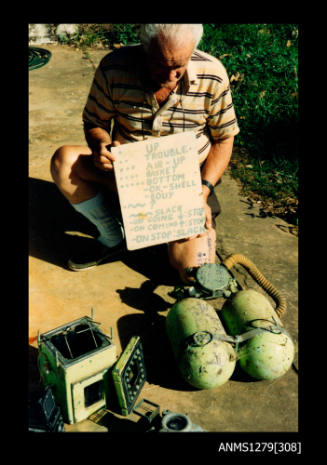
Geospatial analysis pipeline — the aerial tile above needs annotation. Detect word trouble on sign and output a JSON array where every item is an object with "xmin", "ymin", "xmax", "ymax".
[{"xmin": 112, "ymin": 132, "xmax": 206, "ymax": 250}]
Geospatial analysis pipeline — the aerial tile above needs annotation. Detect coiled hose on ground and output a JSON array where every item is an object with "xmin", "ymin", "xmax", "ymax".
[
  {"xmin": 222, "ymin": 254, "xmax": 286, "ymax": 318},
  {"xmin": 29, "ymin": 47, "xmax": 52, "ymax": 71}
]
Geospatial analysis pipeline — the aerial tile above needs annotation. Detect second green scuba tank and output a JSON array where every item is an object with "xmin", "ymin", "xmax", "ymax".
[{"xmin": 220, "ymin": 289, "xmax": 294, "ymax": 380}]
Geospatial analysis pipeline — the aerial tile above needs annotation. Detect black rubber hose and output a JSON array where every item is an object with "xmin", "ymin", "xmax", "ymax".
[{"xmin": 29, "ymin": 47, "xmax": 52, "ymax": 71}]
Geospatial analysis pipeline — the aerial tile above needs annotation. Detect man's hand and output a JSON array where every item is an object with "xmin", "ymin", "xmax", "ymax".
[
  {"xmin": 183, "ymin": 200, "xmax": 213, "ymax": 242},
  {"xmin": 203, "ymin": 201, "xmax": 212, "ymax": 230},
  {"xmin": 93, "ymin": 141, "xmax": 121, "ymax": 172}
]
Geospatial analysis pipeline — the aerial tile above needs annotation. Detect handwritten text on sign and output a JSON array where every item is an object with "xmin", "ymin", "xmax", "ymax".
[{"xmin": 112, "ymin": 132, "xmax": 206, "ymax": 250}]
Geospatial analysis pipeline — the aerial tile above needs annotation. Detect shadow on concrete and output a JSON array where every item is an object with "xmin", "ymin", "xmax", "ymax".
[
  {"xmin": 116, "ymin": 279, "xmax": 172, "ymax": 313},
  {"xmin": 121, "ymin": 246, "xmax": 180, "ymax": 287},
  {"xmin": 90, "ymin": 411, "xmax": 142, "ymax": 432},
  {"xmin": 116, "ymin": 312, "xmax": 195, "ymax": 392},
  {"xmin": 29, "ymin": 177, "xmax": 98, "ymax": 268},
  {"xmin": 29, "ymin": 177, "xmax": 177, "ymax": 283},
  {"xmin": 229, "ymin": 363, "xmax": 257, "ymax": 383}
]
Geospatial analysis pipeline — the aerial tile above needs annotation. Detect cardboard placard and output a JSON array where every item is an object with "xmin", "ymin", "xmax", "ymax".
[{"xmin": 112, "ymin": 132, "xmax": 206, "ymax": 250}]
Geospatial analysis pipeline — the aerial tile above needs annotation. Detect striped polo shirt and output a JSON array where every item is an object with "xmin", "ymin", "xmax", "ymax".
[{"xmin": 82, "ymin": 45, "xmax": 240, "ymax": 164}]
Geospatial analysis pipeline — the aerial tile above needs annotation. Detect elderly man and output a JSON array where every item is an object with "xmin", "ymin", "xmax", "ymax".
[{"xmin": 50, "ymin": 24, "xmax": 239, "ymax": 282}]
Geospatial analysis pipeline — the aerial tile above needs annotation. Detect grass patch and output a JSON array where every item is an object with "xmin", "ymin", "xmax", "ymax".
[{"xmin": 198, "ymin": 24, "xmax": 298, "ymax": 227}]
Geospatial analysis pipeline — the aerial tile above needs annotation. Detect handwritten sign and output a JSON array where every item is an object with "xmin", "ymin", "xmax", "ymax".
[{"xmin": 112, "ymin": 132, "xmax": 206, "ymax": 250}]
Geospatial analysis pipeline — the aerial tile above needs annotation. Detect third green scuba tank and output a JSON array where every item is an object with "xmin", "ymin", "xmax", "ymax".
[
  {"xmin": 220, "ymin": 288, "xmax": 294, "ymax": 380},
  {"xmin": 220, "ymin": 254, "xmax": 295, "ymax": 380}
]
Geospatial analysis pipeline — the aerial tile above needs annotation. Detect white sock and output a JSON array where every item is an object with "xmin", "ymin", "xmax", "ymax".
[{"xmin": 71, "ymin": 192, "xmax": 124, "ymax": 248}]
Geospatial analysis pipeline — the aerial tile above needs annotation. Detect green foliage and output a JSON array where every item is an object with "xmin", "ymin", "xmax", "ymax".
[
  {"xmin": 231, "ymin": 150, "xmax": 298, "ymax": 198},
  {"xmin": 58, "ymin": 24, "xmax": 140, "ymax": 48},
  {"xmin": 106, "ymin": 24, "xmax": 140, "ymax": 45},
  {"xmin": 198, "ymin": 24, "xmax": 298, "ymax": 161},
  {"xmin": 198, "ymin": 24, "xmax": 298, "ymax": 220}
]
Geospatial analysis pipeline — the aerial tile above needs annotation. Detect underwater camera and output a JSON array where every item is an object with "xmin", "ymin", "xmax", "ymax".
[{"xmin": 37, "ymin": 312, "xmax": 146, "ymax": 424}]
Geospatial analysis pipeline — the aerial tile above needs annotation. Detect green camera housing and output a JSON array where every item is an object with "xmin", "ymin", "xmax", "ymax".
[
  {"xmin": 38, "ymin": 316, "xmax": 117, "ymax": 424},
  {"xmin": 37, "ymin": 315, "xmax": 147, "ymax": 424}
]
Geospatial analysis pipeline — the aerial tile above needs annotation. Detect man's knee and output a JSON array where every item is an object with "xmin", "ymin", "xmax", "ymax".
[{"xmin": 50, "ymin": 145, "xmax": 81, "ymax": 183}]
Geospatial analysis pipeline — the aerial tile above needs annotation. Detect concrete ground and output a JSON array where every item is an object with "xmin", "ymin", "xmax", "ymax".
[{"xmin": 28, "ymin": 44, "xmax": 298, "ymax": 433}]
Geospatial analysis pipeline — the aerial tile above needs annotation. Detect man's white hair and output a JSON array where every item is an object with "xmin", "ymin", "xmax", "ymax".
[{"xmin": 139, "ymin": 24, "xmax": 203, "ymax": 51}]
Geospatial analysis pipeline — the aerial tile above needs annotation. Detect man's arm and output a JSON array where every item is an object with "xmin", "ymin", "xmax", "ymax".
[
  {"xmin": 84, "ymin": 125, "xmax": 111, "ymax": 149},
  {"xmin": 200, "ymin": 136, "xmax": 234, "ymax": 228}
]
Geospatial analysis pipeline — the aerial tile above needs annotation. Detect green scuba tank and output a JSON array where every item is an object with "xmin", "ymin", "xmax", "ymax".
[
  {"xmin": 166, "ymin": 298, "xmax": 236, "ymax": 389},
  {"xmin": 221, "ymin": 289, "xmax": 294, "ymax": 380}
]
